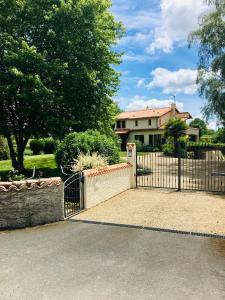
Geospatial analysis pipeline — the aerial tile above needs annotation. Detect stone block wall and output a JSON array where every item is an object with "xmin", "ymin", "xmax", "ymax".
[{"xmin": 0, "ymin": 178, "xmax": 64, "ymax": 229}]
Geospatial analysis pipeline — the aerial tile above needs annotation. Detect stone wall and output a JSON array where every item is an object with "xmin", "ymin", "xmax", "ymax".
[
  {"xmin": 83, "ymin": 163, "xmax": 133, "ymax": 209},
  {"xmin": 0, "ymin": 178, "xmax": 64, "ymax": 229}
]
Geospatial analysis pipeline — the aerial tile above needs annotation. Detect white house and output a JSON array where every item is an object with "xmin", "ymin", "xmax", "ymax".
[{"xmin": 115, "ymin": 103, "xmax": 199, "ymax": 150}]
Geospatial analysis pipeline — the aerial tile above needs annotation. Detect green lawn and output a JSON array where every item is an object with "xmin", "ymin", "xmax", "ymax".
[
  {"xmin": 120, "ymin": 151, "xmax": 127, "ymax": 157},
  {"xmin": 0, "ymin": 152, "xmax": 129, "ymax": 181},
  {"xmin": 0, "ymin": 154, "xmax": 59, "ymax": 181}
]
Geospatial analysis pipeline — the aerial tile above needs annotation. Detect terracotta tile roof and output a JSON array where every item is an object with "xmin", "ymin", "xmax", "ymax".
[
  {"xmin": 117, "ymin": 107, "xmax": 172, "ymax": 120},
  {"xmin": 84, "ymin": 163, "xmax": 132, "ymax": 178},
  {"xmin": 176, "ymin": 112, "xmax": 192, "ymax": 120}
]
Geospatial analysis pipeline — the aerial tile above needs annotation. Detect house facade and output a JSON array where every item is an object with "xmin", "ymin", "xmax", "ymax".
[{"xmin": 115, "ymin": 103, "xmax": 199, "ymax": 150}]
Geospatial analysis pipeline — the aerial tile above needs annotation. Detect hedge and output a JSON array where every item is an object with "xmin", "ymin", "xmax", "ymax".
[{"xmin": 55, "ymin": 130, "xmax": 121, "ymax": 168}]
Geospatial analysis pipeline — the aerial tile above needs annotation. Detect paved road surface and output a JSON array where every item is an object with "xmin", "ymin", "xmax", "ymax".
[{"xmin": 1, "ymin": 221, "xmax": 225, "ymax": 300}]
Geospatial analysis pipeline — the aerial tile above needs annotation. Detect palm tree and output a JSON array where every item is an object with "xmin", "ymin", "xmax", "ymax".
[{"xmin": 164, "ymin": 118, "xmax": 188, "ymax": 156}]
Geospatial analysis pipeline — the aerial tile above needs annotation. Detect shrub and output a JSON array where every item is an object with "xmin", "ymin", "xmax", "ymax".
[
  {"xmin": 129, "ymin": 139, "xmax": 143, "ymax": 151},
  {"xmin": 30, "ymin": 139, "xmax": 44, "ymax": 155},
  {"xmin": 8, "ymin": 169, "xmax": 26, "ymax": 181},
  {"xmin": 141, "ymin": 145, "xmax": 160, "ymax": 152},
  {"xmin": 55, "ymin": 130, "xmax": 120, "ymax": 168},
  {"xmin": 162, "ymin": 143, "xmax": 174, "ymax": 157},
  {"xmin": 72, "ymin": 152, "xmax": 108, "ymax": 172},
  {"xmin": 0, "ymin": 136, "xmax": 9, "ymax": 161},
  {"xmin": 42, "ymin": 137, "xmax": 57, "ymax": 154},
  {"xmin": 163, "ymin": 137, "xmax": 187, "ymax": 158}
]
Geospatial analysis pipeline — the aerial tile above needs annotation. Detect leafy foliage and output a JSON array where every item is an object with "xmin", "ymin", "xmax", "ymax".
[
  {"xmin": 189, "ymin": 1, "xmax": 225, "ymax": 124},
  {"xmin": 0, "ymin": 136, "xmax": 9, "ymax": 161},
  {"xmin": 164, "ymin": 118, "xmax": 188, "ymax": 141},
  {"xmin": 0, "ymin": 0, "xmax": 124, "ymax": 172},
  {"xmin": 212, "ymin": 127, "xmax": 225, "ymax": 143},
  {"xmin": 190, "ymin": 118, "xmax": 208, "ymax": 137},
  {"xmin": 30, "ymin": 139, "xmax": 44, "ymax": 155},
  {"xmin": 55, "ymin": 130, "xmax": 120, "ymax": 168},
  {"xmin": 42, "ymin": 138, "xmax": 57, "ymax": 154}
]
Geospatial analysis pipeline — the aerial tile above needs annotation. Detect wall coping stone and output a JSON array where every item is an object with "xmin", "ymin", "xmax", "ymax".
[
  {"xmin": 83, "ymin": 163, "xmax": 132, "ymax": 178},
  {"xmin": 0, "ymin": 177, "xmax": 62, "ymax": 192}
]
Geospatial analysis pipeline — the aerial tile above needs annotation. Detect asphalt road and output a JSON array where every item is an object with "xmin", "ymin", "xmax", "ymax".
[{"xmin": 1, "ymin": 221, "xmax": 225, "ymax": 300}]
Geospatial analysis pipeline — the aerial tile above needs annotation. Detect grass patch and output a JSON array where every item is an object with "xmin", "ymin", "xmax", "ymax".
[
  {"xmin": 120, "ymin": 151, "xmax": 127, "ymax": 157},
  {"xmin": 0, "ymin": 154, "xmax": 59, "ymax": 181}
]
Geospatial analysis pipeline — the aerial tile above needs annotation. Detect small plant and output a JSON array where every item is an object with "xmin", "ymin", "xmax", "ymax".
[
  {"xmin": 0, "ymin": 136, "xmax": 9, "ymax": 161},
  {"xmin": 71, "ymin": 152, "xmax": 108, "ymax": 172},
  {"xmin": 8, "ymin": 169, "xmax": 26, "ymax": 181},
  {"xmin": 30, "ymin": 139, "xmax": 44, "ymax": 155},
  {"xmin": 42, "ymin": 138, "xmax": 57, "ymax": 154}
]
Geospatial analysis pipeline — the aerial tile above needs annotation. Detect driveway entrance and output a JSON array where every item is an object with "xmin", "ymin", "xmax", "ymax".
[
  {"xmin": 1, "ymin": 221, "xmax": 225, "ymax": 299},
  {"xmin": 73, "ymin": 189, "xmax": 225, "ymax": 236}
]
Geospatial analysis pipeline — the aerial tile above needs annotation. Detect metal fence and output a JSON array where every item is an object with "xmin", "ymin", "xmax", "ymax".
[
  {"xmin": 64, "ymin": 172, "xmax": 84, "ymax": 218},
  {"xmin": 136, "ymin": 143, "xmax": 225, "ymax": 192}
]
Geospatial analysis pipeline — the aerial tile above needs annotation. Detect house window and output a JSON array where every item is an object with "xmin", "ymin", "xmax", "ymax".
[
  {"xmin": 116, "ymin": 120, "xmax": 126, "ymax": 129},
  {"xmin": 135, "ymin": 135, "xmax": 144, "ymax": 144},
  {"xmin": 149, "ymin": 119, "xmax": 152, "ymax": 126},
  {"xmin": 149, "ymin": 135, "xmax": 154, "ymax": 146},
  {"xmin": 135, "ymin": 120, "xmax": 138, "ymax": 127},
  {"xmin": 149, "ymin": 134, "xmax": 162, "ymax": 146}
]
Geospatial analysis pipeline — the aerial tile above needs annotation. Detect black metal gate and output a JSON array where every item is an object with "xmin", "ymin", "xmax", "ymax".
[
  {"xmin": 136, "ymin": 143, "xmax": 225, "ymax": 192},
  {"xmin": 64, "ymin": 172, "xmax": 84, "ymax": 218}
]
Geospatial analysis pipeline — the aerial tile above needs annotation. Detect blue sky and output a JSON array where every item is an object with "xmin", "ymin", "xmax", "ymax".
[{"xmin": 111, "ymin": 0, "xmax": 217, "ymax": 128}]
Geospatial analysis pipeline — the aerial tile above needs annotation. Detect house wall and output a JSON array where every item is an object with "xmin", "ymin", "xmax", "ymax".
[
  {"xmin": 128, "ymin": 130, "xmax": 164, "ymax": 145},
  {"xmin": 83, "ymin": 163, "xmax": 133, "ymax": 209},
  {"xmin": 159, "ymin": 111, "xmax": 172, "ymax": 127},
  {"xmin": 125, "ymin": 118, "xmax": 158, "ymax": 130},
  {"xmin": 0, "ymin": 178, "xmax": 64, "ymax": 229}
]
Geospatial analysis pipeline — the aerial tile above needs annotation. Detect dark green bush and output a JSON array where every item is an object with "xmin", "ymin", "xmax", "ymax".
[
  {"xmin": 0, "ymin": 136, "xmax": 9, "ymax": 160},
  {"xmin": 129, "ymin": 140, "xmax": 143, "ymax": 152},
  {"xmin": 187, "ymin": 142, "xmax": 225, "ymax": 158},
  {"xmin": 42, "ymin": 138, "xmax": 57, "ymax": 154},
  {"xmin": 162, "ymin": 143, "xmax": 174, "ymax": 156},
  {"xmin": 55, "ymin": 130, "xmax": 120, "ymax": 168},
  {"xmin": 141, "ymin": 145, "xmax": 160, "ymax": 152},
  {"xmin": 163, "ymin": 140, "xmax": 187, "ymax": 158},
  {"xmin": 30, "ymin": 139, "xmax": 44, "ymax": 155}
]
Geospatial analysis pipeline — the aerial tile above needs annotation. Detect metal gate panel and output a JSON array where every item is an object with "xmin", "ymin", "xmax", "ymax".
[
  {"xmin": 136, "ymin": 144, "xmax": 225, "ymax": 192},
  {"xmin": 64, "ymin": 172, "xmax": 84, "ymax": 218}
]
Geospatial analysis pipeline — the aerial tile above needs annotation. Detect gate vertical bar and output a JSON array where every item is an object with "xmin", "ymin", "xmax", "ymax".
[{"xmin": 178, "ymin": 141, "xmax": 181, "ymax": 191}]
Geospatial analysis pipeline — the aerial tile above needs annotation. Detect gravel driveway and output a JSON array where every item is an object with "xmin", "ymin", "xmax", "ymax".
[{"xmin": 74, "ymin": 189, "xmax": 225, "ymax": 235}]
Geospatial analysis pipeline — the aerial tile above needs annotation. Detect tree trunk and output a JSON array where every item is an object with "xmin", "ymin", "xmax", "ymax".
[
  {"xmin": 17, "ymin": 143, "xmax": 25, "ymax": 173},
  {"xmin": 6, "ymin": 134, "xmax": 29, "ymax": 174},
  {"xmin": 6, "ymin": 135, "xmax": 18, "ymax": 170}
]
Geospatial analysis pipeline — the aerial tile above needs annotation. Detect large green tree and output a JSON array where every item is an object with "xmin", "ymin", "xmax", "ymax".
[
  {"xmin": 189, "ymin": 118, "xmax": 208, "ymax": 137},
  {"xmin": 0, "ymin": 0, "xmax": 123, "ymax": 172},
  {"xmin": 189, "ymin": 0, "xmax": 225, "ymax": 125}
]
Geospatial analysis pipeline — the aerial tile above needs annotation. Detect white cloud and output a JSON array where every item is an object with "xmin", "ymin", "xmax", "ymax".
[
  {"xmin": 147, "ymin": 0, "xmax": 210, "ymax": 54},
  {"xmin": 148, "ymin": 68, "xmax": 198, "ymax": 95},
  {"xmin": 122, "ymin": 51, "xmax": 157, "ymax": 63},
  {"xmin": 126, "ymin": 96, "xmax": 184, "ymax": 111},
  {"xmin": 136, "ymin": 79, "xmax": 146, "ymax": 88}
]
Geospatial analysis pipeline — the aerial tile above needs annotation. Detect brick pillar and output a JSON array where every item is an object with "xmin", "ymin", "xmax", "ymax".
[{"xmin": 126, "ymin": 143, "xmax": 137, "ymax": 188}]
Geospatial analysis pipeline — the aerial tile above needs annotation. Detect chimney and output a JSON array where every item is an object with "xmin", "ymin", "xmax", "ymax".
[{"xmin": 171, "ymin": 103, "xmax": 176, "ymax": 117}]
